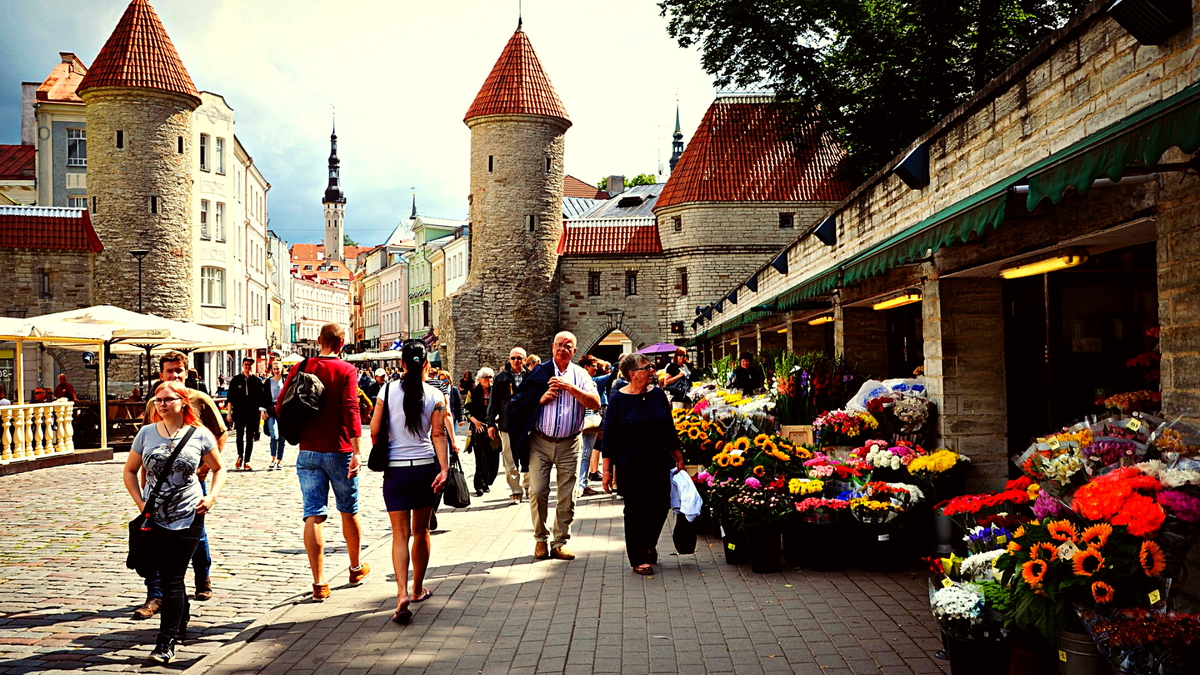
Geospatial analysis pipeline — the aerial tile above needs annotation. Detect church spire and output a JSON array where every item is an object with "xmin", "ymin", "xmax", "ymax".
[
  {"xmin": 323, "ymin": 117, "xmax": 345, "ymax": 204},
  {"xmin": 669, "ymin": 104, "xmax": 685, "ymax": 172},
  {"xmin": 411, "ymin": 192, "xmax": 417, "ymax": 219}
]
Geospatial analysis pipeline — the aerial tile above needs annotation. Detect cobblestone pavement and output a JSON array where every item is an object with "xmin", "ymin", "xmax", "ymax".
[
  {"xmin": 197, "ymin": 492, "xmax": 950, "ymax": 675},
  {"xmin": 0, "ymin": 429, "xmax": 397, "ymax": 674}
]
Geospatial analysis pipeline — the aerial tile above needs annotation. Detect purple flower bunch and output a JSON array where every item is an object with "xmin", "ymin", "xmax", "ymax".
[
  {"xmin": 1158, "ymin": 489, "xmax": 1200, "ymax": 523},
  {"xmin": 1031, "ymin": 488, "xmax": 1070, "ymax": 520},
  {"xmin": 1083, "ymin": 439, "xmax": 1137, "ymax": 466}
]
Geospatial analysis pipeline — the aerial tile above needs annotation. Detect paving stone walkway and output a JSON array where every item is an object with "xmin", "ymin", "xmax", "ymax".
[{"xmin": 1, "ymin": 432, "xmax": 950, "ymax": 675}]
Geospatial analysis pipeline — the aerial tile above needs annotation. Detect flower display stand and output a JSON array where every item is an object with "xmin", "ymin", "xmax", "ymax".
[
  {"xmin": 781, "ymin": 515, "xmax": 805, "ymax": 567},
  {"xmin": 857, "ymin": 520, "xmax": 908, "ymax": 571}
]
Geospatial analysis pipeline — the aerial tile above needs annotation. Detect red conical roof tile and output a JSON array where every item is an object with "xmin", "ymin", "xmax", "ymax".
[
  {"xmin": 464, "ymin": 28, "xmax": 570, "ymax": 126},
  {"xmin": 77, "ymin": 0, "xmax": 200, "ymax": 105}
]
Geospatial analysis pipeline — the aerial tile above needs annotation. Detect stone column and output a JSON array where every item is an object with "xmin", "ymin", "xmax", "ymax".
[
  {"xmin": 1158, "ymin": 169, "xmax": 1200, "ymax": 422},
  {"xmin": 785, "ymin": 318, "xmax": 794, "ymax": 352},
  {"xmin": 836, "ymin": 305, "xmax": 888, "ymax": 380},
  {"xmin": 923, "ymin": 277, "xmax": 1008, "ymax": 491}
]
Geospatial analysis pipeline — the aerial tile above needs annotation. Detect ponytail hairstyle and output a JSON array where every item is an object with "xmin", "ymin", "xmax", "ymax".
[{"xmin": 400, "ymin": 340, "xmax": 427, "ymax": 435}]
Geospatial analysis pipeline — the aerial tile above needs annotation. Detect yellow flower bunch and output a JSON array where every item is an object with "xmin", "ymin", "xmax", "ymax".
[
  {"xmin": 731, "ymin": 437, "xmax": 752, "ymax": 452},
  {"xmin": 788, "ymin": 478, "xmax": 823, "ymax": 496},
  {"xmin": 850, "ymin": 497, "xmax": 904, "ymax": 513},
  {"xmin": 762, "ymin": 440, "xmax": 791, "ymax": 463},
  {"xmin": 908, "ymin": 449, "xmax": 960, "ymax": 476}
]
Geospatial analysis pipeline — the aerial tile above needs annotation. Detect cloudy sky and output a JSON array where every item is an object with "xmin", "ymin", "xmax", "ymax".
[{"xmin": 0, "ymin": 0, "xmax": 718, "ymax": 247}]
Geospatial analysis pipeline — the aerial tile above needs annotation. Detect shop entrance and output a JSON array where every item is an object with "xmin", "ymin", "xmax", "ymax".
[
  {"xmin": 589, "ymin": 330, "xmax": 633, "ymax": 366},
  {"xmin": 1003, "ymin": 243, "xmax": 1158, "ymax": 458},
  {"xmin": 885, "ymin": 303, "xmax": 924, "ymax": 379}
]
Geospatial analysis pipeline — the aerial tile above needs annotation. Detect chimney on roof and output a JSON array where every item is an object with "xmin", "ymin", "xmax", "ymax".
[{"xmin": 606, "ymin": 175, "xmax": 625, "ymax": 197}]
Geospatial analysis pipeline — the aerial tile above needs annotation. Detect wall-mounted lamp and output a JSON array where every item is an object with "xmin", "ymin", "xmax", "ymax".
[
  {"xmin": 807, "ymin": 315, "xmax": 834, "ymax": 326},
  {"xmin": 872, "ymin": 291, "xmax": 922, "ymax": 311},
  {"xmin": 999, "ymin": 249, "xmax": 1088, "ymax": 279}
]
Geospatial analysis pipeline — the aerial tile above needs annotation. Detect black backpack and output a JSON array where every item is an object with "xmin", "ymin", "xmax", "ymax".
[{"xmin": 278, "ymin": 358, "xmax": 325, "ymax": 445}]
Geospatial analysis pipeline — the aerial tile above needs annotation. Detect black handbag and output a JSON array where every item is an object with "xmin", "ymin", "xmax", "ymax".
[
  {"xmin": 367, "ymin": 383, "xmax": 389, "ymax": 472},
  {"xmin": 126, "ymin": 426, "xmax": 198, "ymax": 570},
  {"xmin": 672, "ymin": 511, "xmax": 698, "ymax": 555},
  {"xmin": 442, "ymin": 451, "xmax": 472, "ymax": 509}
]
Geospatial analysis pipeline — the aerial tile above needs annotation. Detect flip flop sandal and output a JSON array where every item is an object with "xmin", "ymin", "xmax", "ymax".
[
  {"xmin": 412, "ymin": 589, "xmax": 434, "ymax": 603},
  {"xmin": 390, "ymin": 609, "xmax": 412, "ymax": 625},
  {"xmin": 633, "ymin": 565, "xmax": 654, "ymax": 576}
]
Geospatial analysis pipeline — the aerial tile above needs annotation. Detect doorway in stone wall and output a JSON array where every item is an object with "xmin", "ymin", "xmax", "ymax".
[{"xmin": 588, "ymin": 330, "xmax": 633, "ymax": 366}]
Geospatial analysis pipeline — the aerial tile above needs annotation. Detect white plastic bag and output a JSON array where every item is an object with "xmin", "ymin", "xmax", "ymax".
[
  {"xmin": 670, "ymin": 470, "xmax": 703, "ymax": 522},
  {"xmin": 845, "ymin": 379, "xmax": 890, "ymax": 412}
]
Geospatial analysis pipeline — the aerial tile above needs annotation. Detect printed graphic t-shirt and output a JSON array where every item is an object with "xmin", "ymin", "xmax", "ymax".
[{"xmin": 133, "ymin": 423, "xmax": 216, "ymax": 530}]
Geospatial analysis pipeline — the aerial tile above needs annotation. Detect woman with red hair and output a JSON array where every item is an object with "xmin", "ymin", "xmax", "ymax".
[{"xmin": 122, "ymin": 380, "xmax": 226, "ymax": 664}]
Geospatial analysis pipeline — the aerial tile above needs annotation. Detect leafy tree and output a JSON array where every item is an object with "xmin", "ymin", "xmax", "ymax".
[
  {"xmin": 343, "ymin": 233, "xmax": 359, "ymax": 247},
  {"xmin": 595, "ymin": 173, "xmax": 659, "ymax": 190},
  {"xmin": 658, "ymin": 0, "xmax": 1089, "ymax": 179}
]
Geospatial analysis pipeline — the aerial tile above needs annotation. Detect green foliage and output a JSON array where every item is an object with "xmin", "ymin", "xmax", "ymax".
[
  {"xmin": 658, "ymin": 0, "xmax": 1090, "ymax": 180},
  {"xmin": 596, "ymin": 173, "xmax": 659, "ymax": 190},
  {"xmin": 343, "ymin": 233, "xmax": 359, "ymax": 247}
]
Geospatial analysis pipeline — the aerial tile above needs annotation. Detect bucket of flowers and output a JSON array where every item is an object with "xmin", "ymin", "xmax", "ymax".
[
  {"xmin": 726, "ymin": 476, "xmax": 792, "ymax": 573},
  {"xmin": 672, "ymin": 408, "xmax": 724, "ymax": 469},
  {"xmin": 930, "ymin": 581, "xmax": 1013, "ymax": 675},
  {"xmin": 812, "ymin": 409, "xmax": 879, "ymax": 454},
  {"xmin": 937, "ymin": 477, "xmax": 1036, "ymax": 545},
  {"xmin": 855, "ymin": 481, "xmax": 926, "ymax": 568},
  {"xmin": 853, "ymin": 439, "xmax": 928, "ymax": 482},
  {"xmin": 1074, "ymin": 605, "xmax": 1200, "ymax": 675},
  {"xmin": 793, "ymin": 497, "xmax": 851, "ymax": 570}
]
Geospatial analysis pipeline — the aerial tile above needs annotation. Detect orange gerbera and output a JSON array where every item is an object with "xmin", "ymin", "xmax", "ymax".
[
  {"xmin": 1047, "ymin": 519, "xmax": 1078, "ymax": 542},
  {"xmin": 1014, "ymin": 526, "xmax": 1026, "ymax": 539},
  {"xmin": 1006, "ymin": 540, "xmax": 1022, "ymax": 554},
  {"xmin": 1079, "ymin": 523, "xmax": 1112, "ymax": 549},
  {"xmin": 1140, "ymin": 540, "xmax": 1165, "ymax": 578},
  {"xmin": 1022, "ymin": 559, "xmax": 1048, "ymax": 587},
  {"xmin": 1029, "ymin": 542, "xmax": 1058, "ymax": 561},
  {"xmin": 1072, "ymin": 549, "xmax": 1105, "ymax": 577},
  {"xmin": 1091, "ymin": 581, "xmax": 1114, "ymax": 605}
]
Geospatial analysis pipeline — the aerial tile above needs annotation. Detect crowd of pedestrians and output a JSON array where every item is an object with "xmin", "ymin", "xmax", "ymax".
[{"xmin": 120, "ymin": 322, "xmax": 692, "ymax": 663}]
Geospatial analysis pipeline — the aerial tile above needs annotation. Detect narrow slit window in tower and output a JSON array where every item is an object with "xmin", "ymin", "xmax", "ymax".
[
  {"xmin": 149, "ymin": 196, "xmax": 158, "ymax": 214},
  {"xmin": 626, "ymin": 271, "xmax": 638, "ymax": 297},
  {"xmin": 588, "ymin": 272, "xmax": 601, "ymax": 297},
  {"xmin": 528, "ymin": 215, "xmax": 536, "ymax": 232},
  {"xmin": 546, "ymin": 157, "xmax": 551, "ymax": 173},
  {"xmin": 116, "ymin": 130, "xmax": 124, "ymax": 149},
  {"xmin": 673, "ymin": 216, "xmax": 682, "ymax": 232},
  {"xmin": 177, "ymin": 136, "xmax": 184, "ymax": 154},
  {"xmin": 91, "ymin": 196, "xmax": 96, "ymax": 214},
  {"xmin": 488, "ymin": 155, "xmax": 493, "ymax": 172},
  {"xmin": 679, "ymin": 268, "xmax": 688, "ymax": 296},
  {"xmin": 779, "ymin": 213, "xmax": 795, "ymax": 229}
]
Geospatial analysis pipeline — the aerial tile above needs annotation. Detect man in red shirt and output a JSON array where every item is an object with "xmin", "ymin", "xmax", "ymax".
[
  {"xmin": 278, "ymin": 323, "xmax": 370, "ymax": 602},
  {"xmin": 54, "ymin": 374, "xmax": 77, "ymax": 401}
]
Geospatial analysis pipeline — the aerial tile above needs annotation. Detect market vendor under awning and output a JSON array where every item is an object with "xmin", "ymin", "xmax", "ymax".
[{"xmin": 729, "ymin": 354, "xmax": 764, "ymax": 395}]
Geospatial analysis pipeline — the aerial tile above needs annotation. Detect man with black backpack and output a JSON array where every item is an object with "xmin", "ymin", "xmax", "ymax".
[{"xmin": 277, "ymin": 323, "xmax": 370, "ymax": 602}]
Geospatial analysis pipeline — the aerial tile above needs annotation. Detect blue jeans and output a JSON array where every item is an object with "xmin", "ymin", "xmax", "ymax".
[
  {"xmin": 578, "ymin": 430, "xmax": 598, "ymax": 490},
  {"xmin": 264, "ymin": 416, "xmax": 285, "ymax": 461},
  {"xmin": 297, "ymin": 450, "xmax": 359, "ymax": 519}
]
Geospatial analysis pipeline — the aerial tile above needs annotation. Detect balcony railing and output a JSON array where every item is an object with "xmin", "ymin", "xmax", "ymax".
[{"xmin": 0, "ymin": 401, "xmax": 75, "ymax": 464}]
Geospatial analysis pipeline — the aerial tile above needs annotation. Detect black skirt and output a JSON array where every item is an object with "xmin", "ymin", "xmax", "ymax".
[{"xmin": 382, "ymin": 463, "xmax": 440, "ymax": 511}]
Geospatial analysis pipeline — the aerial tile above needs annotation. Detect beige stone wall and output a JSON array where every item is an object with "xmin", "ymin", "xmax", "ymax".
[
  {"xmin": 559, "ymin": 255, "xmax": 668, "ymax": 356},
  {"xmin": 83, "ymin": 88, "xmax": 196, "ymax": 322},
  {"xmin": 440, "ymin": 114, "xmax": 568, "ymax": 375}
]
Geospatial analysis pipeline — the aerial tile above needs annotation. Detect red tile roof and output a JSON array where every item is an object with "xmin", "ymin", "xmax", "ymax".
[
  {"xmin": 0, "ymin": 146, "xmax": 35, "ymax": 180},
  {"xmin": 464, "ymin": 28, "xmax": 570, "ymax": 126},
  {"xmin": 654, "ymin": 98, "xmax": 855, "ymax": 212},
  {"xmin": 0, "ymin": 206, "xmax": 103, "ymax": 253},
  {"xmin": 35, "ymin": 53, "xmax": 88, "ymax": 104},
  {"xmin": 77, "ymin": 0, "xmax": 200, "ymax": 105},
  {"xmin": 564, "ymin": 175, "xmax": 609, "ymax": 200},
  {"xmin": 557, "ymin": 223, "xmax": 663, "ymax": 256}
]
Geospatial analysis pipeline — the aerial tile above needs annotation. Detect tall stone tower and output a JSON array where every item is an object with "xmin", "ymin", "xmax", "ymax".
[
  {"xmin": 438, "ymin": 21, "xmax": 570, "ymax": 373},
  {"xmin": 77, "ymin": 0, "xmax": 200, "ymax": 322},
  {"xmin": 323, "ymin": 121, "xmax": 346, "ymax": 261}
]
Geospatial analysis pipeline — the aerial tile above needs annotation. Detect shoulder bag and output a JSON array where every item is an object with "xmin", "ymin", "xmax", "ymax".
[
  {"xmin": 278, "ymin": 358, "xmax": 325, "ymax": 445},
  {"xmin": 367, "ymin": 382, "xmax": 390, "ymax": 472},
  {"xmin": 442, "ymin": 451, "xmax": 472, "ymax": 509},
  {"xmin": 126, "ymin": 426, "xmax": 199, "ymax": 570}
]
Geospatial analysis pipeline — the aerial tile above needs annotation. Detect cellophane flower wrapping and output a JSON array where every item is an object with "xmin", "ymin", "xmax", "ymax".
[{"xmin": 1076, "ymin": 605, "xmax": 1200, "ymax": 675}]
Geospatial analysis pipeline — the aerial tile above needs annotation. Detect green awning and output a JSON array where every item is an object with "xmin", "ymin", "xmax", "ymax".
[{"xmin": 1026, "ymin": 81, "xmax": 1200, "ymax": 210}]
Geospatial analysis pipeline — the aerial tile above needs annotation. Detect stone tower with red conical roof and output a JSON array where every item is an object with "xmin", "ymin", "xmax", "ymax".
[
  {"xmin": 77, "ymin": 0, "xmax": 200, "ymax": 322},
  {"xmin": 438, "ymin": 22, "xmax": 571, "ymax": 373}
]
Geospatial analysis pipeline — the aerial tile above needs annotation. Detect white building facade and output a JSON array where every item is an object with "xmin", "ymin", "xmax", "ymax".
[{"xmin": 294, "ymin": 276, "xmax": 350, "ymax": 356}]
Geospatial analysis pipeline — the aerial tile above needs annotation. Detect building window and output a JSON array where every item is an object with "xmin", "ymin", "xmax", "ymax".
[
  {"xmin": 673, "ymin": 216, "xmax": 682, "ymax": 232},
  {"xmin": 423, "ymin": 301, "xmax": 430, "ymax": 327},
  {"xmin": 149, "ymin": 196, "xmax": 158, "ymax": 214},
  {"xmin": 679, "ymin": 268, "xmax": 688, "ymax": 296},
  {"xmin": 625, "ymin": 270, "xmax": 638, "ymax": 296},
  {"xmin": 588, "ymin": 272, "xmax": 601, "ymax": 297},
  {"xmin": 200, "ymin": 200, "xmax": 210, "ymax": 239},
  {"xmin": 177, "ymin": 136, "xmax": 183, "ymax": 154},
  {"xmin": 116, "ymin": 130, "xmax": 124, "ymax": 149},
  {"xmin": 67, "ymin": 128, "xmax": 86, "ymax": 167},
  {"xmin": 779, "ymin": 213, "xmax": 795, "ymax": 229},
  {"xmin": 199, "ymin": 134, "xmax": 209, "ymax": 171},
  {"xmin": 91, "ymin": 196, "xmax": 97, "ymax": 213},
  {"xmin": 40, "ymin": 271, "xmax": 51, "ymax": 298},
  {"xmin": 67, "ymin": 197, "xmax": 85, "ymax": 209},
  {"xmin": 215, "ymin": 137, "xmax": 225, "ymax": 174},
  {"xmin": 201, "ymin": 267, "xmax": 225, "ymax": 306},
  {"xmin": 546, "ymin": 157, "xmax": 551, "ymax": 173},
  {"xmin": 215, "ymin": 202, "xmax": 226, "ymax": 241},
  {"xmin": 527, "ymin": 215, "xmax": 536, "ymax": 232},
  {"xmin": 488, "ymin": 155, "xmax": 493, "ymax": 172}
]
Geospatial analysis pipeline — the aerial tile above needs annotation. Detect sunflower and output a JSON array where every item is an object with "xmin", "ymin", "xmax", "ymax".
[
  {"xmin": 716, "ymin": 454, "xmax": 730, "ymax": 468},
  {"xmin": 1006, "ymin": 540, "xmax": 1022, "ymax": 554},
  {"xmin": 687, "ymin": 428, "xmax": 701, "ymax": 440},
  {"xmin": 753, "ymin": 434, "xmax": 770, "ymax": 447},
  {"xmin": 1021, "ymin": 559, "xmax": 1048, "ymax": 587},
  {"xmin": 1071, "ymin": 549, "xmax": 1105, "ymax": 577},
  {"xmin": 732, "ymin": 437, "xmax": 752, "ymax": 452},
  {"xmin": 1140, "ymin": 540, "xmax": 1165, "ymax": 578},
  {"xmin": 762, "ymin": 440, "xmax": 779, "ymax": 454},
  {"xmin": 714, "ymin": 440, "xmax": 725, "ymax": 452},
  {"xmin": 1047, "ymin": 520, "xmax": 1078, "ymax": 542},
  {"xmin": 1014, "ymin": 526, "xmax": 1026, "ymax": 539},
  {"xmin": 1091, "ymin": 581, "xmax": 1114, "ymax": 605},
  {"xmin": 1029, "ymin": 542, "xmax": 1058, "ymax": 561},
  {"xmin": 729, "ymin": 455, "xmax": 744, "ymax": 467},
  {"xmin": 698, "ymin": 432, "xmax": 709, "ymax": 442},
  {"xmin": 1079, "ymin": 523, "xmax": 1112, "ymax": 549},
  {"xmin": 752, "ymin": 465, "xmax": 766, "ymax": 477}
]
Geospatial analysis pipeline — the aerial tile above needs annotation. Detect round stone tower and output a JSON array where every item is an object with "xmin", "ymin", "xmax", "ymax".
[
  {"xmin": 77, "ymin": 0, "xmax": 200, "ymax": 322},
  {"xmin": 438, "ymin": 22, "xmax": 571, "ymax": 373}
]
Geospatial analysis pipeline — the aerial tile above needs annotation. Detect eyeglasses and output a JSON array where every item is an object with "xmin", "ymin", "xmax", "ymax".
[
  {"xmin": 480, "ymin": 375, "xmax": 493, "ymax": 380},
  {"xmin": 153, "ymin": 397, "xmax": 182, "ymax": 405},
  {"xmin": 634, "ymin": 364, "xmax": 656, "ymax": 373},
  {"xmin": 510, "ymin": 356, "xmax": 525, "ymax": 361}
]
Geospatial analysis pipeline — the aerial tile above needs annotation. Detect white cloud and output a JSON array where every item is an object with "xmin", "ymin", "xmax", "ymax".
[{"xmin": 2, "ymin": 0, "xmax": 717, "ymax": 247}]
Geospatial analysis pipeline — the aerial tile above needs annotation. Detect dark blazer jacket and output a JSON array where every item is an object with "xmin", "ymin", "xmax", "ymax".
[
  {"xmin": 505, "ymin": 362, "xmax": 555, "ymax": 471},
  {"xmin": 227, "ymin": 373, "xmax": 266, "ymax": 422}
]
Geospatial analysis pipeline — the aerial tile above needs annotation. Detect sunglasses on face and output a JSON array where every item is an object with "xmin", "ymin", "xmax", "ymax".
[
  {"xmin": 510, "ymin": 356, "xmax": 524, "ymax": 361},
  {"xmin": 634, "ymin": 364, "xmax": 656, "ymax": 373}
]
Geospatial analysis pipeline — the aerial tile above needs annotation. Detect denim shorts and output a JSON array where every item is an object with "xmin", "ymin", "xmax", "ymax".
[{"xmin": 297, "ymin": 451, "xmax": 359, "ymax": 519}]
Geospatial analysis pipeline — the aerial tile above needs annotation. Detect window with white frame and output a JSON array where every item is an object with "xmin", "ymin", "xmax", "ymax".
[
  {"xmin": 200, "ymin": 200, "xmax": 210, "ymax": 239},
  {"xmin": 67, "ymin": 128, "xmax": 86, "ymax": 167},
  {"xmin": 67, "ymin": 197, "xmax": 86, "ymax": 209},
  {"xmin": 201, "ymin": 267, "xmax": 225, "ymax": 306},
  {"xmin": 216, "ymin": 138, "xmax": 225, "ymax": 174},
  {"xmin": 199, "ymin": 134, "xmax": 209, "ymax": 171},
  {"xmin": 215, "ymin": 202, "xmax": 226, "ymax": 241}
]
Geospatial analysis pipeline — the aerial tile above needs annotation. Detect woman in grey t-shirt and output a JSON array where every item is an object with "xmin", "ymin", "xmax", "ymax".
[{"xmin": 122, "ymin": 381, "xmax": 226, "ymax": 664}]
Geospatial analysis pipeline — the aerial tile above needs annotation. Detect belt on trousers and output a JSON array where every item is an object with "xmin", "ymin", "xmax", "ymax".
[
  {"xmin": 387, "ymin": 457, "xmax": 437, "ymax": 467},
  {"xmin": 534, "ymin": 429, "xmax": 580, "ymax": 443}
]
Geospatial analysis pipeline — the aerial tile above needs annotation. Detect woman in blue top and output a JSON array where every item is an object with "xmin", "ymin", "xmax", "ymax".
[
  {"xmin": 601, "ymin": 352, "xmax": 685, "ymax": 575},
  {"xmin": 370, "ymin": 341, "xmax": 449, "ymax": 624}
]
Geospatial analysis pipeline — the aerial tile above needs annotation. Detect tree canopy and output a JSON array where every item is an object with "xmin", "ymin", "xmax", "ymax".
[
  {"xmin": 596, "ymin": 173, "xmax": 659, "ymax": 190},
  {"xmin": 659, "ymin": 0, "xmax": 1089, "ymax": 179},
  {"xmin": 343, "ymin": 233, "xmax": 359, "ymax": 247}
]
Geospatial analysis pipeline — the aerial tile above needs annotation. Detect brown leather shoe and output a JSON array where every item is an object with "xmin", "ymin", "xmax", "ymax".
[
  {"xmin": 132, "ymin": 597, "xmax": 161, "ymax": 619},
  {"xmin": 194, "ymin": 577, "xmax": 212, "ymax": 601},
  {"xmin": 312, "ymin": 583, "xmax": 331, "ymax": 602},
  {"xmin": 534, "ymin": 542, "xmax": 550, "ymax": 559},
  {"xmin": 550, "ymin": 546, "xmax": 576, "ymax": 561},
  {"xmin": 348, "ymin": 563, "xmax": 371, "ymax": 586}
]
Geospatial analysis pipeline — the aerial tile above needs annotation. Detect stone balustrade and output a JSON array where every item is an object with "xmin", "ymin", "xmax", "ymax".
[{"xmin": 0, "ymin": 402, "xmax": 75, "ymax": 464}]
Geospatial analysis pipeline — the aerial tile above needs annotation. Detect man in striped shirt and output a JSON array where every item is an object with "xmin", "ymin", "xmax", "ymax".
[{"xmin": 528, "ymin": 332, "xmax": 600, "ymax": 561}]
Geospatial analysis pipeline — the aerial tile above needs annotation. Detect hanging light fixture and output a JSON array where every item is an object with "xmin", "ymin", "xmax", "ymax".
[
  {"xmin": 807, "ymin": 315, "xmax": 834, "ymax": 326},
  {"xmin": 872, "ymin": 290, "xmax": 922, "ymax": 311},
  {"xmin": 999, "ymin": 249, "xmax": 1088, "ymax": 279}
]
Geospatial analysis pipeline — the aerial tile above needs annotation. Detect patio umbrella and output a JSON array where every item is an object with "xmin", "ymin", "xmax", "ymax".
[
  {"xmin": 27, "ymin": 305, "xmax": 261, "ymax": 355},
  {"xmin": 281, "ymin": 353, "xmax": 304, "ymax": 365},
  {"xmin": 637, "ymin": 342, "xmax": 680, "ymax": 355}
]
